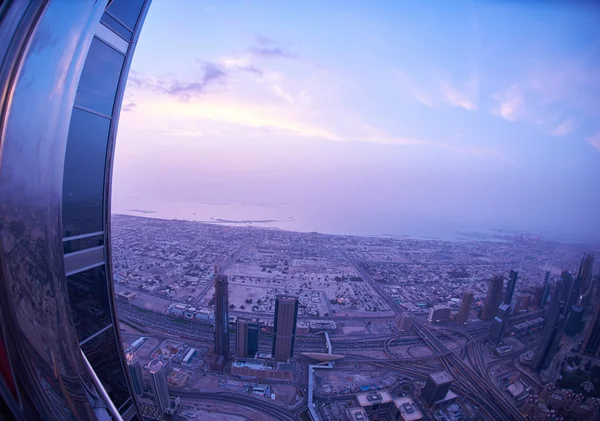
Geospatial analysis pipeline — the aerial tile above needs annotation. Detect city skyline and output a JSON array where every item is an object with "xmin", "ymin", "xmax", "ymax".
[{"xmin": 113, "ymin": 0, "xmax": 600, "ymax": 242}]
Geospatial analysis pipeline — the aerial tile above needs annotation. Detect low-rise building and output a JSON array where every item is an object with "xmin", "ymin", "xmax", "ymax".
[
  {"xmin": 346, "ymin": 407, "xmax": 369, "ymax": 421},
  {"xmin": 390, "ymin": 397, "xmax": 423, "ymax": 421},
  {"xmin": 356, "ymin": 390, "xmax": 393, "ymax": 421},
  {"xmin": 231, "ymin": 359, "xmax": 293, "ymax": 381},
  {"xmin": 428, "ymin": 305, "xmax": 451, "ymax": 323}
]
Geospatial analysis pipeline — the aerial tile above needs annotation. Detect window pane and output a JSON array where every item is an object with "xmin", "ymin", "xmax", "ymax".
[
  {"xmin": 63, "ymin": 234, "xmax": 104, "ymax": 254},
  {"xmin": 101, "ymin": 12, "xmax": 133, "ymax": 41},
  {"xmin": 75, "ymin": 37, "xmax": 125, "ymax": 116},
  {"xmin": 62, "ymin": 109, "xmax": 110, "ymax": 238},
  {"xmin": 66, "ymin": 265, "xmax": 111, "ymax": 342},
  {"xmin": 81, "ymin": 326, "xmax": 131, "ymax": 410},
  {"xmin": 107, "ymin": 0, "xmax": 145, "ymax": 30}
]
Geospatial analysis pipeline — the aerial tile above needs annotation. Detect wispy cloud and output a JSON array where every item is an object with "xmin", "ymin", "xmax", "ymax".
[
  {"xmin": 586, "ymin": 131, "xmax": 600, "ymax": 151},
  {"xmin": 439, "ymin": 74, "xmax": 479, "ymax": 111},
  {"xmin": 248, "ymin": 46, "xmax": 297, "ymax": 59},
  {"xmin": 129, "ymin": 62, "xmax": 227, "ymax": 100},
  {"xmin": 122, "ymin": 102, "xmax": 136, "ymax": 112},
  {"xmin": 493, "ymin": 84, "xmax": 525, "ymax": 122},
  {"xmin": 549, "ymin": 119, "xmax": 576, "ymax": 136},
  {"xmin": 398, "ymin": 72, "xmax": 478, "ymax": 111}
]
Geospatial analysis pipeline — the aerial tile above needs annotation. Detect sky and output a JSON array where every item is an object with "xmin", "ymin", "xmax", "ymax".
[{"xmin": 113, "ymin": 0, "xmax": 600, "ymax": 242}]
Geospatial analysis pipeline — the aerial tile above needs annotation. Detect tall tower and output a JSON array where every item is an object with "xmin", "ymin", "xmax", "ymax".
[
  {"xmin": 541, "ymin": 270, "xmax": 551, "ymax": 307},
  {"xmin": 581, "ymin": 299, "xmax": 600, "ymax": 356},
  {"xmin": 456, "ymin": 290, "xmax": 473, "ymax": 325},
  {"xmin": 578, "ymin": 253, "xmax": 595, "ymax": 294},
  {"xmin": 560, "ymin": 270, "xmax": 573, "ymax": 316},
  {"xmin": 236, "ymin": 318, "xmax": 260, "ymax": 358},
  {"xmin": 505, "ymin": 270, "xmax": 518, "ymax": 305},
  {"xmin": 481, "ymin": 275, "xmax": 504, "ymax": 321},
  {"xmin": 214, "ymin": 275, "xmax": 230, "ymax": 359},
  {"xmin": 272, "ymin": 296, "xmax": 299, "ymax": 362},
  {"xmin": 533, "ymin": 282, "xmax": 564, "ymax": 371},
  {"xmin": 126, "ymin": 352, "xmax": 144, "ymax": 397},
  {"xmin": 148, "ymin": 359, "xmax": 170, "ymax": 413}
]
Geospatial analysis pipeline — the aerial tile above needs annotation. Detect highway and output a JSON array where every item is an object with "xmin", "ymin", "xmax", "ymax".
[
  {"xmin": 176, "ymin": 391, "xmax": 300, "ymax": 421},
  {"xmin": 413, "ymin": 321, "xmax": 526, "ymax": 421}
]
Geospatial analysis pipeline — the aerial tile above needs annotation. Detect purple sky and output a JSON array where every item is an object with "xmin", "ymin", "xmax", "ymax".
[{"xmin": 112, "ymin": 0, "xmax": 600, "ymax": 241}]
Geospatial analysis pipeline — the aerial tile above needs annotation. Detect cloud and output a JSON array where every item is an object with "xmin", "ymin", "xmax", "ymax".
[
  {"xmin": 128, "ymin": 62, "xmax": 227, "ymax": 100},
  {"xmin": 586, "ymin": 131, "xmax": 600, "ymax": 151},
  {"xmin": 122, "ymin": 102, "xmax": 136, "ymax": 112},
  {"xmin": 248, "ymin": 46, "xmax": 296, "ymax": 59},
  {"xmin": 398, "ymin": 72, "xmax": 478, "ymax": 111},
  {"xmin": 493, "ymin": 85, "xmax": 526, "ymax": 122},
  {"xmin": 439, "ymin": 75, "xmax": 479, "ymax": 111},
  {"xmin": 549, "ymin": 119, "xmax": 576, "ymax": 136},
  {"xmin": 255, "ymin": 34, "xmax": 274, "ymax": 45}
]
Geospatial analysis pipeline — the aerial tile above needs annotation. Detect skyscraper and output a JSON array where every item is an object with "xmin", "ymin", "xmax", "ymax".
[
  {"xmin": 565, "ymin": 305, "xmax": 584, "ymax": 337},
  {"xmin": 214, "ymin": 275, "xmax": 230, "ymax": 360},
  {"xmin": 542, "ymin": 270, "xmax": 552, "ymax": 308},
  {"xmin": 421, "ymin": 371, "xmax": 453, "ymax": 405},
  {"xmin": 272, "ymin": 296, "xmax": 299, "ymax": 362},
  {"xmin": 533, "ymin": 282, "xmax": 564, "ymax": 371},
  {"xmin": 481, "ymin": 275, "xmax": 504, "ymax": 321},
  {"xmin": 505, "ymin": 270, "xmax": 518, "ymax": 305},
  {"xmin": 0, "ymin": 1, "xmax": 151, "ymax": 419},
  {"xmin": 578, "ymin": 253, "xmax": 595, "ymax": 295},
  {"xmin": 456, "ymin": 290, "xmax": 473, "ymax": 325},
  {"xmin": 126, "ymin": 352, "xmax": 145, "ymax": 397},
  {"xmin": 560, "ymin": 270, "xmax": 573, "ymax": 316},
  {"xmin": 488, "ymin": 303, "xmax": 511, "ymax": 345},
  {"xmin": 236, "ymin": 318, "xmax": 260, "ymax": 358},
  {"xmin": 581, "ymin": 299, "xmax": 600, "ymax": 356},
  {"xmin": 148, "ymin": 359, "xmax": 170, "ymax": 413}
]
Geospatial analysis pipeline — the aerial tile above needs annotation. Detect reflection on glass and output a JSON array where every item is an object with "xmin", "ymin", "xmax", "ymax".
[
  {"xmin": 75, "ymin": 37, "xmax": 125, "ymax": 116},
  {"xmin": 107, "ymin": 0, "xmax": 146, "ymax": 30},
  {"xmin": 66, "ymin": 265, "xmax": 111, "ymax": 342},
  {"xmin": 81, "ymin": 326, "xmax": 131, "ymax": 410},
  {"xmin": 101, "ymin": 13, "xmax": 133, "ymax": 41},
  {"xmin": 63, "ymin": 108, "xmax": 110, "ymax": 238}
]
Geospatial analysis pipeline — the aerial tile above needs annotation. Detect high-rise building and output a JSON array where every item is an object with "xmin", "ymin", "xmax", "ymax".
[
  {"xmin": 481, "ymin": 275, "xmax": 504, "ymax": 321},
  {"xmin": 578, "ymin": 253, "xmax": 595, "ymax": 294},
  {"xmin": 421, "ymin": 371, "xmax": 453, "ymax": 405},
  {"xmin": 534, "ymin": 286, "xmax": 545, "ymax": 309},
  {"xmin": 148, "ymin": 359, "xmax": 170, "ymax": 413},
  {"xmin": 272, "ymin": 296, "xmax": 299, "ymax": 362},
  {"xmin": 126, "ymin": 352, "xmax": 145, "ymax": 397},
  {"xmin": 398, "ymin": 313, "xmax": 413, "ymax": 331},
  {"xmin": 0, "ymin": 2, "xmax": 151, "ymax": 420},
  {"xmin": 456, "ymin": 290, "xmax": 473, "ymax": 325},
  {"xmin": 505, "ymin": 270, "xmax": 518, "ymax": 305},
  {"xmin": 214, "ymin": 275, "xmax": 230, "ymax": 360},
  {"xmin": 489, "ymin": 303, "xmax": 511, "ymax": 345},
  {"xmin": 236, "ymin": 318, "xmax": 260, "ymax": 358},
  {"xmin": 565, "ymin": 305, "xmax": 584, "ymax": 337},
  {"xmin": 560, "ymin": 270, "xmax": 574, "ymax": 316},
  {"xmin": 542, "ymin": 270, "xmax": 552, "ymax": 307},
  {"xmin": 581, "ymin": 299, "xmax": 600, "ymax": 356},
  {"xmin": 533, "ymin": 282, "xmax": 565, "ymax": 371},
  {"xmin": 428, "ymin": 305, "xmax": 451, "ymax": 323}
]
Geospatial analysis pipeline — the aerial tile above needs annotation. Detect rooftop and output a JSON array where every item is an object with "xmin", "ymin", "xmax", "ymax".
[
  {"xmin": 346, "ymin": 407, "xmax": 369, "ymax": 421},
  {"xmin": 357, "ymin": 390, "xmax": 393, "ymax": 406},
  {"xmin": 429, "ymin": 371, "xmax": 453, "ymax": 385},
  {"xmin": 393, "ymin": 397, "xmax": 423, "ymax": 421}
]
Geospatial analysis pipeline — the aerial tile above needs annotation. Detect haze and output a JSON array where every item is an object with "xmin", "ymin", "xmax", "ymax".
[{"xmin": 112, "ymin": 0, "xmax": 600, "ymax": 242}]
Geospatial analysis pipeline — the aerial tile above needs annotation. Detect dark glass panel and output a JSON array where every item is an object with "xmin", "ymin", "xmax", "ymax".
[
  {"xmin": 106, "ymin": 0, "xmax": 145, "ymax": 30},
  {"xmin": 81, "ymin": 327, "xmax": 131, "ymax": 410},
  {"xmin": 75, "ymin": 37, "xmax": 125, "ymax": 116},
  {"xmin": 100, "ymin": 12, "xmax": 133, "ymax": 41},
  {"xmin": 62, "ymin": 108, "xmax": 110, "ymax": 238},
  {"xmin": 63, "ymin": 234, "xmax": 104, "ymax": 254},
  {"xmin": 66, "ymin": 265, "xmax": 111, "ymax": 342}
]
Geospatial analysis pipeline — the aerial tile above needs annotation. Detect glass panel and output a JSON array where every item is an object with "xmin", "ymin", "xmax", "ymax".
[
  {"xmin": 101, "ymin": 12, "xmax": 133, "ymax": 41},
  {"xmin": 75, "ymin": 37, "xmax": 125, "ymax": 116},
  {"xmin": 62, "ymin": 109, "xmax": 110, "ymax": 238},
  {"xmin": 66, "ymin": 265, "xmax": 111, "ymax": 342},
  {"xmin": 107, "ymin": 0, "xmax": 145, "ymax": 30},
  {"xmin": 81, "ymin": 326, "xmax": 131, "ymax": 410},
  {"xmin": 63, "ymin": 234, "xmax": 104, "ymax": 254}
]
